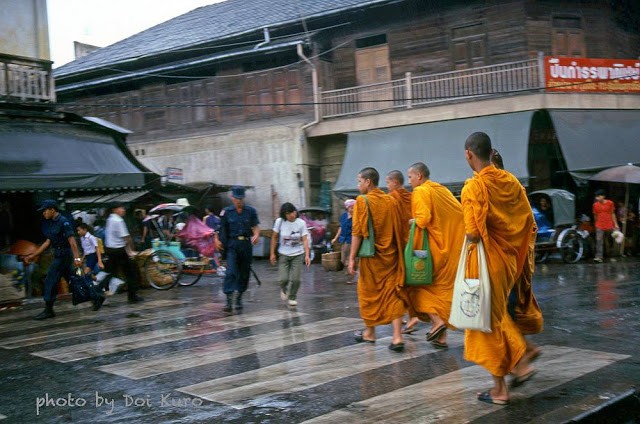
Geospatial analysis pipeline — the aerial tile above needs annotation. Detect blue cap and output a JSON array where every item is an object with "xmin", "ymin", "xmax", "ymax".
[
  {"xmin": 231, "ymin": 186, "xmax": 245, "ymax": 199},
  {"xmin": 37, "ymin": 199, "xmax": 58, "ymax": 211}
]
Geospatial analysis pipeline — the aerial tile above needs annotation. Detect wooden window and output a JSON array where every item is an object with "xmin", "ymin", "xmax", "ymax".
[
  {"xmin": 452, "ymin": 23, "xmax": 486, "ymax": 70},
  {"xmin": 355, "ymin": 39, "xmax": 391, "ymax": 111},
  {"xmin": 552, "ymin": 16, "xmax": 585, "ymax": 57}
]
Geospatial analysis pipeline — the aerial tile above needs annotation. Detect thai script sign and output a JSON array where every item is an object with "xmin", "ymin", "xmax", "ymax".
[
  {"xmin": 165, "ymin": 167, "xmax": 183, "ymax": 181},
  {"xmin": 545, "ymin": 57, "xmax": 640, "ymax": 92}
]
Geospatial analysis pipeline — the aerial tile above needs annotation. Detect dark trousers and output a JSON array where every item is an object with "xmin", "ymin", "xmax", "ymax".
[
  {"xmin": 43, "ymin": 253, "xmax": 72, "ymax": 303},
  {"xmin": 223, "ymin": 240, "xmax": 252, "ymax": 294},
  {"xmin": 102, "ymin": 247, "xmax": 138, "ymax": 296},
  {"xmin": 85, "ymin": 253, "xmax": 98, "ymax": 273}
]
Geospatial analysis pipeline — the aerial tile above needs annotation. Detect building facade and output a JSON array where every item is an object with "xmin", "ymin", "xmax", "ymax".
[{"xmin": 54, "ymin": 0, "xmax": 640, "ymax": 221}]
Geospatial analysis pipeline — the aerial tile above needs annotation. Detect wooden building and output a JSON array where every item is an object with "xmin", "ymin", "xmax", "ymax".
[{"xmin": 54, "ymin": 0, "xmax": 640, "ymax": 221}]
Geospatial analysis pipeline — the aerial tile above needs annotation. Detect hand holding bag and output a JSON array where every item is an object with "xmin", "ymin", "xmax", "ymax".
[
  {"xmin": 357, "ymin": 196, "xmax": 375, "ymax": 258},
  {"xmin": 69, "ymin": 267, "xmax": 100, "ymax": 305},
  {"xmin": 404, "ymin": 221, "xmax": 433, "ymax": 286},
  {"xmin": 448, "ymin": 237, "xmax": 492, "ymax": 332}
]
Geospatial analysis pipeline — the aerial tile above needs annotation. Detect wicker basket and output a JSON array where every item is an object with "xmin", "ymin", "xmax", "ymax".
[{"xmin": 322, "ymin": 251, "xmax": 343, "ymax": 271}]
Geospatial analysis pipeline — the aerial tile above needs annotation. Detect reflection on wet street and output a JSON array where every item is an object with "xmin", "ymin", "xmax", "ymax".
[{"xmin": 0, "ymin": 257, "xmax": 638, "ymax": 422}]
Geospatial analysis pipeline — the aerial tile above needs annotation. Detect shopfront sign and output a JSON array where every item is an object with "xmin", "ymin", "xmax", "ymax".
[
  {"xmin": 545, "ymin": 57, "xmax": 640, "ymax": 93},
  {"xmin": 165, "ymin": 167, "xmax": 183, "ymax": 181}
]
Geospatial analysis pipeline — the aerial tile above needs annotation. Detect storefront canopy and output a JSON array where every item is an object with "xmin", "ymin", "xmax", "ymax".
[
  {"xmin": 549, "ymin": 109, "xmax": 640, "ymax": 172},
  {"xmin": 0, "ymin": 119, "xmax": 149, "ymax": 192},
  {"xmin": 333, "ymin": 111, "xmax": 535, "ymax": 196}
]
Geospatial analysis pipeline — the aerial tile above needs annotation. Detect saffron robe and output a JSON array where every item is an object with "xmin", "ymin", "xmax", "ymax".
[
  {"xmin": 511, "ymin": 225, "xmax": 544, "ymax": 334},
  {"xmin": 406, "ymin": 180, "xmax": 465, "ymax": 323},
  {"xmin": 353, "ymin": 188, "xmax": 407, "ymax": 326},
  {"xmin": 389, "ymin": 187, "xmax": 413, "ymax": 245},
  {"xmin": 461, "ymin": 165, "xmax": 535, "ymax": 377}
]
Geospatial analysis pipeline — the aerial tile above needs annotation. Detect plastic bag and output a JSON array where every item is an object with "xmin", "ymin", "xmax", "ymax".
[{"xmin": 177, "ymin": 215, "xmax": 216, "ymax": 258}]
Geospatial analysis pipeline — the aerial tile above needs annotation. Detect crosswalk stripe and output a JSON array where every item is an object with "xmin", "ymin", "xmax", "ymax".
[
  {"xmin": 98, "ymin": 317, "xmax": 366, "ymax": 380},
  {"xmin": 0, "ymin": 299, "xmax": 186, "ymax": 334},
  {"xmin": 176, "ymin": 332, "xmax": 465, "ymax": 409},
  {"xmin": 0, "ymin": 303, "xmax": 220, "ymax": 349},
  {"xmin": 301, "ymin": 345, "xmax": 629, "ymax": 423},
  {"xmin": 31, "ymin": 309, "xmax": 305, "ymax": 363}
]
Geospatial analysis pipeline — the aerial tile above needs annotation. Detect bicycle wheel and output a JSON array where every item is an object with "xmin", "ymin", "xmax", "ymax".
[
  {"xmin": 560, "ymin": 232, "xmax": 584, "ymax": 264},
  {"xmin": 144, "ymin": 250, "xmax": 181, "ymax": 290},
  {"xmin": 178, "ymin": 258, "xmax": 207, "ymax": 286}
]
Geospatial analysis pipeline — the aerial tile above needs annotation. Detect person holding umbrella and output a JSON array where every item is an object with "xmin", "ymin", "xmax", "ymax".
[{"xmin": 592, "ymin": 189, "xmax": 619, "ymax": 263}]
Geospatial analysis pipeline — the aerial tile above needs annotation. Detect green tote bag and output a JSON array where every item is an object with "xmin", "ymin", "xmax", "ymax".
[
  {"xmin": 404, "ymin": 221, "xmax": 433, "ymax": 286},
  {"xmin": 357, "ymin": 195, "xmax": 375, "ymax": 258}
]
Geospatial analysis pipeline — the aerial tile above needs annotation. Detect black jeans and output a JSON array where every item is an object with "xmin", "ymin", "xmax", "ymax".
[{"xmin": 103, "ymin": 247, "xmax": 138, "ymax": 296}]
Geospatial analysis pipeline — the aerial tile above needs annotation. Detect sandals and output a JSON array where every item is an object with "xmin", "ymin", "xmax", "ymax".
[
  {"xmin": 510, "ymin": 369, "xmax": 537, "ymax": 388},
  {"xmin": 426, "ymin": 324, "xmax": 447, "ymax": 342},
  {"xmin": 431, "ymin": 340, "xmax": 448, "ymax": 349},
  {"xmin": 354, "ymin": 330, "xmax": 376, "ymax": 344},
  {"xmin": 401, "ymin": 325, "xmax": 418, "ymax": 335},
  {"xmin": 477, "ymin": 391, "xmax": 509, "ymax": 405}
]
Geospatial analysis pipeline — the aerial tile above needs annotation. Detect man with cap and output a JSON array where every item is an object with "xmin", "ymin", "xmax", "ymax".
[
  {"xmin": 218, "ymin": 186, "xmax": 260, "ymax": 312},
  {"xmin": 25, "ymin": 200, "xmax": 82, "ymax": 320},
  {"xmin": 101, "ymin": 202, "xmax": 142, "ymax": 303}
]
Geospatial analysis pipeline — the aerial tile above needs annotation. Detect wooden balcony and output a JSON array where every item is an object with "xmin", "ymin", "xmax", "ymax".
[
  {"xmin": 0, "ymin": 53, "xmax": 55, "ymax": 103},
  {"xmin": 320, "ymin": 57, "xmax": 543, "ymax": 119}
]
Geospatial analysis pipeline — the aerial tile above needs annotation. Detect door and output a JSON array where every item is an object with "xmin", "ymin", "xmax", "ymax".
[{"xmin": 355, "ymin": 44, "xmax": 391, "ymax": 112}]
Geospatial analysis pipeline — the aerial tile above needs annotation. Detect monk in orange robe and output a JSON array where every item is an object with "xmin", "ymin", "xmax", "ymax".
[
  {"xmin": 386, "ymin": 170, "xmax": 412, "ymax": 245},
  {"xmin": 461, "ymin": 132, "xmax": 535, "ymax": 405},
  {"xmin": 349, "ymin": 167, "xmax": 408, "ymax": 352},
  {"xmin": 491, "ymin": 149, "xmax": 543, "ymax": 362},
  {"xmin": 404, "ymin": 162, "xmax": 465, "ymax": 348}
]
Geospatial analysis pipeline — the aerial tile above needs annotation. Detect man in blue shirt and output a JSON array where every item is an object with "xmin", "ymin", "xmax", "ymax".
[
  {"xmin": 218, "ymin": 187, "xmax": 260, "ymax": 312},
  {"xmin": 25, "ymin": 200, "xmax": 82, "ymax": 320}
]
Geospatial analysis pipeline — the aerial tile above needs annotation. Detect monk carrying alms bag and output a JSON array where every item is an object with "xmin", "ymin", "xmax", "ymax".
[
  {"xmin": 404, "ymin": 221, "xmax": 432, "ymax": 286},
  {"xmin": 449, "ymin": 237, "xmax": 491, "ymax": 332}
]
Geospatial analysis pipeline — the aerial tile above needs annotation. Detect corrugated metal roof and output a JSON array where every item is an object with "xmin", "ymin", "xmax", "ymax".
[{"xmin": 54, "ymin": 0, "xmax": 394, "ymax": 77}]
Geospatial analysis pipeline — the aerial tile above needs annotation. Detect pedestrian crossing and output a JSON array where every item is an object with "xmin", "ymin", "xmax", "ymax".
[{"xmin": 0, "ymin": 300, "xmax": 632, "ymax": 422}]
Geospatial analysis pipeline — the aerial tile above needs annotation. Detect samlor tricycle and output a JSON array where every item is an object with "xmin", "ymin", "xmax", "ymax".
[
  {"xmin": 143, "ymin": 203, "xmax": 215, "ymax": 290},
  {"xmin": 528, "ymin": 189, "xmax": 587, "ymax": 264}
]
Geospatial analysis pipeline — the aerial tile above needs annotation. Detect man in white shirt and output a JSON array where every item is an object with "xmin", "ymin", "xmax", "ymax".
[{"xmin": 102, "ymin": 202, "xmax": 142, "ymax": 303}]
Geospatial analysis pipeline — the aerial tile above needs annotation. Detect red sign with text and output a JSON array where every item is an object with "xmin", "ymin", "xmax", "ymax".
[{"xmin": 545, "ymin": 57, "xmax": 640, "ymax": 93}]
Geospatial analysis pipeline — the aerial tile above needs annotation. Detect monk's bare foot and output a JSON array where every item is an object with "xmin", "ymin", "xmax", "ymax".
[
  {"xmin": 477, "ymin": 388, "xmax": 509, "ymax": 405},
  {"xmin": 525, "ymin": 344, "xmax": 542, "ymax": 363}
]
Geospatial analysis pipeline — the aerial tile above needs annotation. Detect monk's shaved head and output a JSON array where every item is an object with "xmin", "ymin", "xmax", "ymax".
[
  {"xmin": 359, "ymin": 167, "xmax": 379, "ymax": 186},
  {"xmin": 386, "ymin": 170, "xmax": 404, "ymax": 185},
  {"xmin": 465, "ymin": 132, "xmax": 492, "ymax": 162},
  {"xmin": 408, "ymin": 162, "xmax": 430, "ymax": 179}
]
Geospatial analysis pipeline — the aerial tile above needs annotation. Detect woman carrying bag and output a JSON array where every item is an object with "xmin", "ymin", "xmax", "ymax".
[{"xmin": 270, "ymin": 203, "xmax": 311, "ymax": 307}]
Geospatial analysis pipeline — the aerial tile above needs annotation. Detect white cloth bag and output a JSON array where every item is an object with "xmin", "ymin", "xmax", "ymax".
[{"xmin": 449, "ymin": 237, "xmax": 492, "ymax": 333}]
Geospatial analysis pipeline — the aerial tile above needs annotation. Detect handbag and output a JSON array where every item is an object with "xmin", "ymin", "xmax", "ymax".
[
  {"xmin": 357, "ymin": 195, "xmax": 375, "ymax": 258},
  {"xmin": 404, "ymin": 221, "xmax": 433, "ymax": 286},
  {"xmin": 448, "ymin": 237, "xmax": 492, "ymax": 332},
  {"xmin": 69, "ymin": 267, "xmax": 100, "ymax": 306}
]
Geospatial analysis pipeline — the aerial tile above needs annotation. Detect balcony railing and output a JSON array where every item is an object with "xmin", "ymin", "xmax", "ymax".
[
  {"xmin": 0, "ymin": 53, "xmax": 55, "ymax": 103},
  {"xmin": 321, "ymin": 57, "xmax": 542, "ymax": 119}
]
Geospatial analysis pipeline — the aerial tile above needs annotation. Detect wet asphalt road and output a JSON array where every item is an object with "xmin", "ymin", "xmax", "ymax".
[{"xmin": 0, "ymin": 256, "xmax": 638, "ymax": 423}]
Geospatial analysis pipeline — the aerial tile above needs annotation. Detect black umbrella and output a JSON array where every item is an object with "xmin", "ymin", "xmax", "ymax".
[{"xmin": 590, "ymin": 163, "xmax": 640, "ymax": 253}]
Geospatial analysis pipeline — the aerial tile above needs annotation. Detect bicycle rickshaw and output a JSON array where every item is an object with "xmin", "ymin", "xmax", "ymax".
[
  {"xmin": 529, "ymin": 189, "xmax": 586, "ymax": 264},
  {"xmin": 143, "ymin": 203, "xmax": 214, "ymax": 290}
]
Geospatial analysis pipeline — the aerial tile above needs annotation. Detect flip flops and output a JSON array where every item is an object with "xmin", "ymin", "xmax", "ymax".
[
  {"xmin": 388, "ymin": 342, "xmax": 405, "ymax": 352},
  {"xmin": 401, "ymin": 325, "xmax": 418, "ymax": 335},
  {"xmin": 425, "ymin": 324, "xmax": 447, "ymax": 342},
  {"xmin": 510, "ymin": 369, "xmax": 537, "ymax": 388},
  {"xmin": 354, "ymin": 330, "xmax": 376, "ymax": 343},
  {"xmin": 431, "ymin": 340, "xmax": 448, "ymax": 349},
  {"xmin": 477, "ymin": 391, "xmax": 509, "ymax": 405}
]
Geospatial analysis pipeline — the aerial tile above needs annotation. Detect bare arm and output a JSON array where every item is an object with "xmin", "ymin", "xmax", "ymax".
[
  {"xmin": 348, "ymin": 235, "xmax": 362, "ymax": 275},
  {"xmin": 270, "ymin": 230, "xmax": 279, "ymax": 265},
  {"xmin": 302, "ymin": 234, "xmax": 311, "ymax": 267},
  {"xmin": 331, "ymin": 227, "xmax": 341, "ymax": 244}
]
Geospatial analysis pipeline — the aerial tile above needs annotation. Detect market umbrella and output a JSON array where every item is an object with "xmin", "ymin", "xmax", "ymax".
[
  {"xmin": 590, "ymin": 163, "xmax": 640, "ymax": 253},
  {"xmin": 149, "ymin": 203, "xmax": 185, "ymax": 213}
]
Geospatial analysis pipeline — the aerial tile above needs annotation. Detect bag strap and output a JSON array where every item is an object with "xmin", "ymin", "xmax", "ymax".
[
  {"xmin": 362, "ymin": 195, "xmax": 375, "ymax": 239},
  {"xmin": 407, "ymin": 221, "xmax": 429, "ymax": 250}
]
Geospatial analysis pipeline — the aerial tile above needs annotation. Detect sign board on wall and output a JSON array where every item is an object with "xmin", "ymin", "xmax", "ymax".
[
  {"xmin": 166, "ymin": 167, "xmax": 183, "ymax": 181},
  {"xmin": 545, "ymin": 57, "xmax": 640, "ymax": 93}
]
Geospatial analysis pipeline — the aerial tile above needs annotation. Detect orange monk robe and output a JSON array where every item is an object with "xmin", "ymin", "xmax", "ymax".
[
  {"xmin": 406, "ymin": 180, "xmax": 465, "ymax": 323},
  {"xmin": 461, "ymin": 165, "xmax": 535, "ymax": 377},
  {"xmin": 352, "ymin": 188, "xmax": 407, "ymax": 326},
  {"xmin": 512, "ymin": 225, "xmax": 544, "ymax": 334},
  {"xmin": 389, "ymin": 187, "xmax": 412, "ymax": 245}
]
